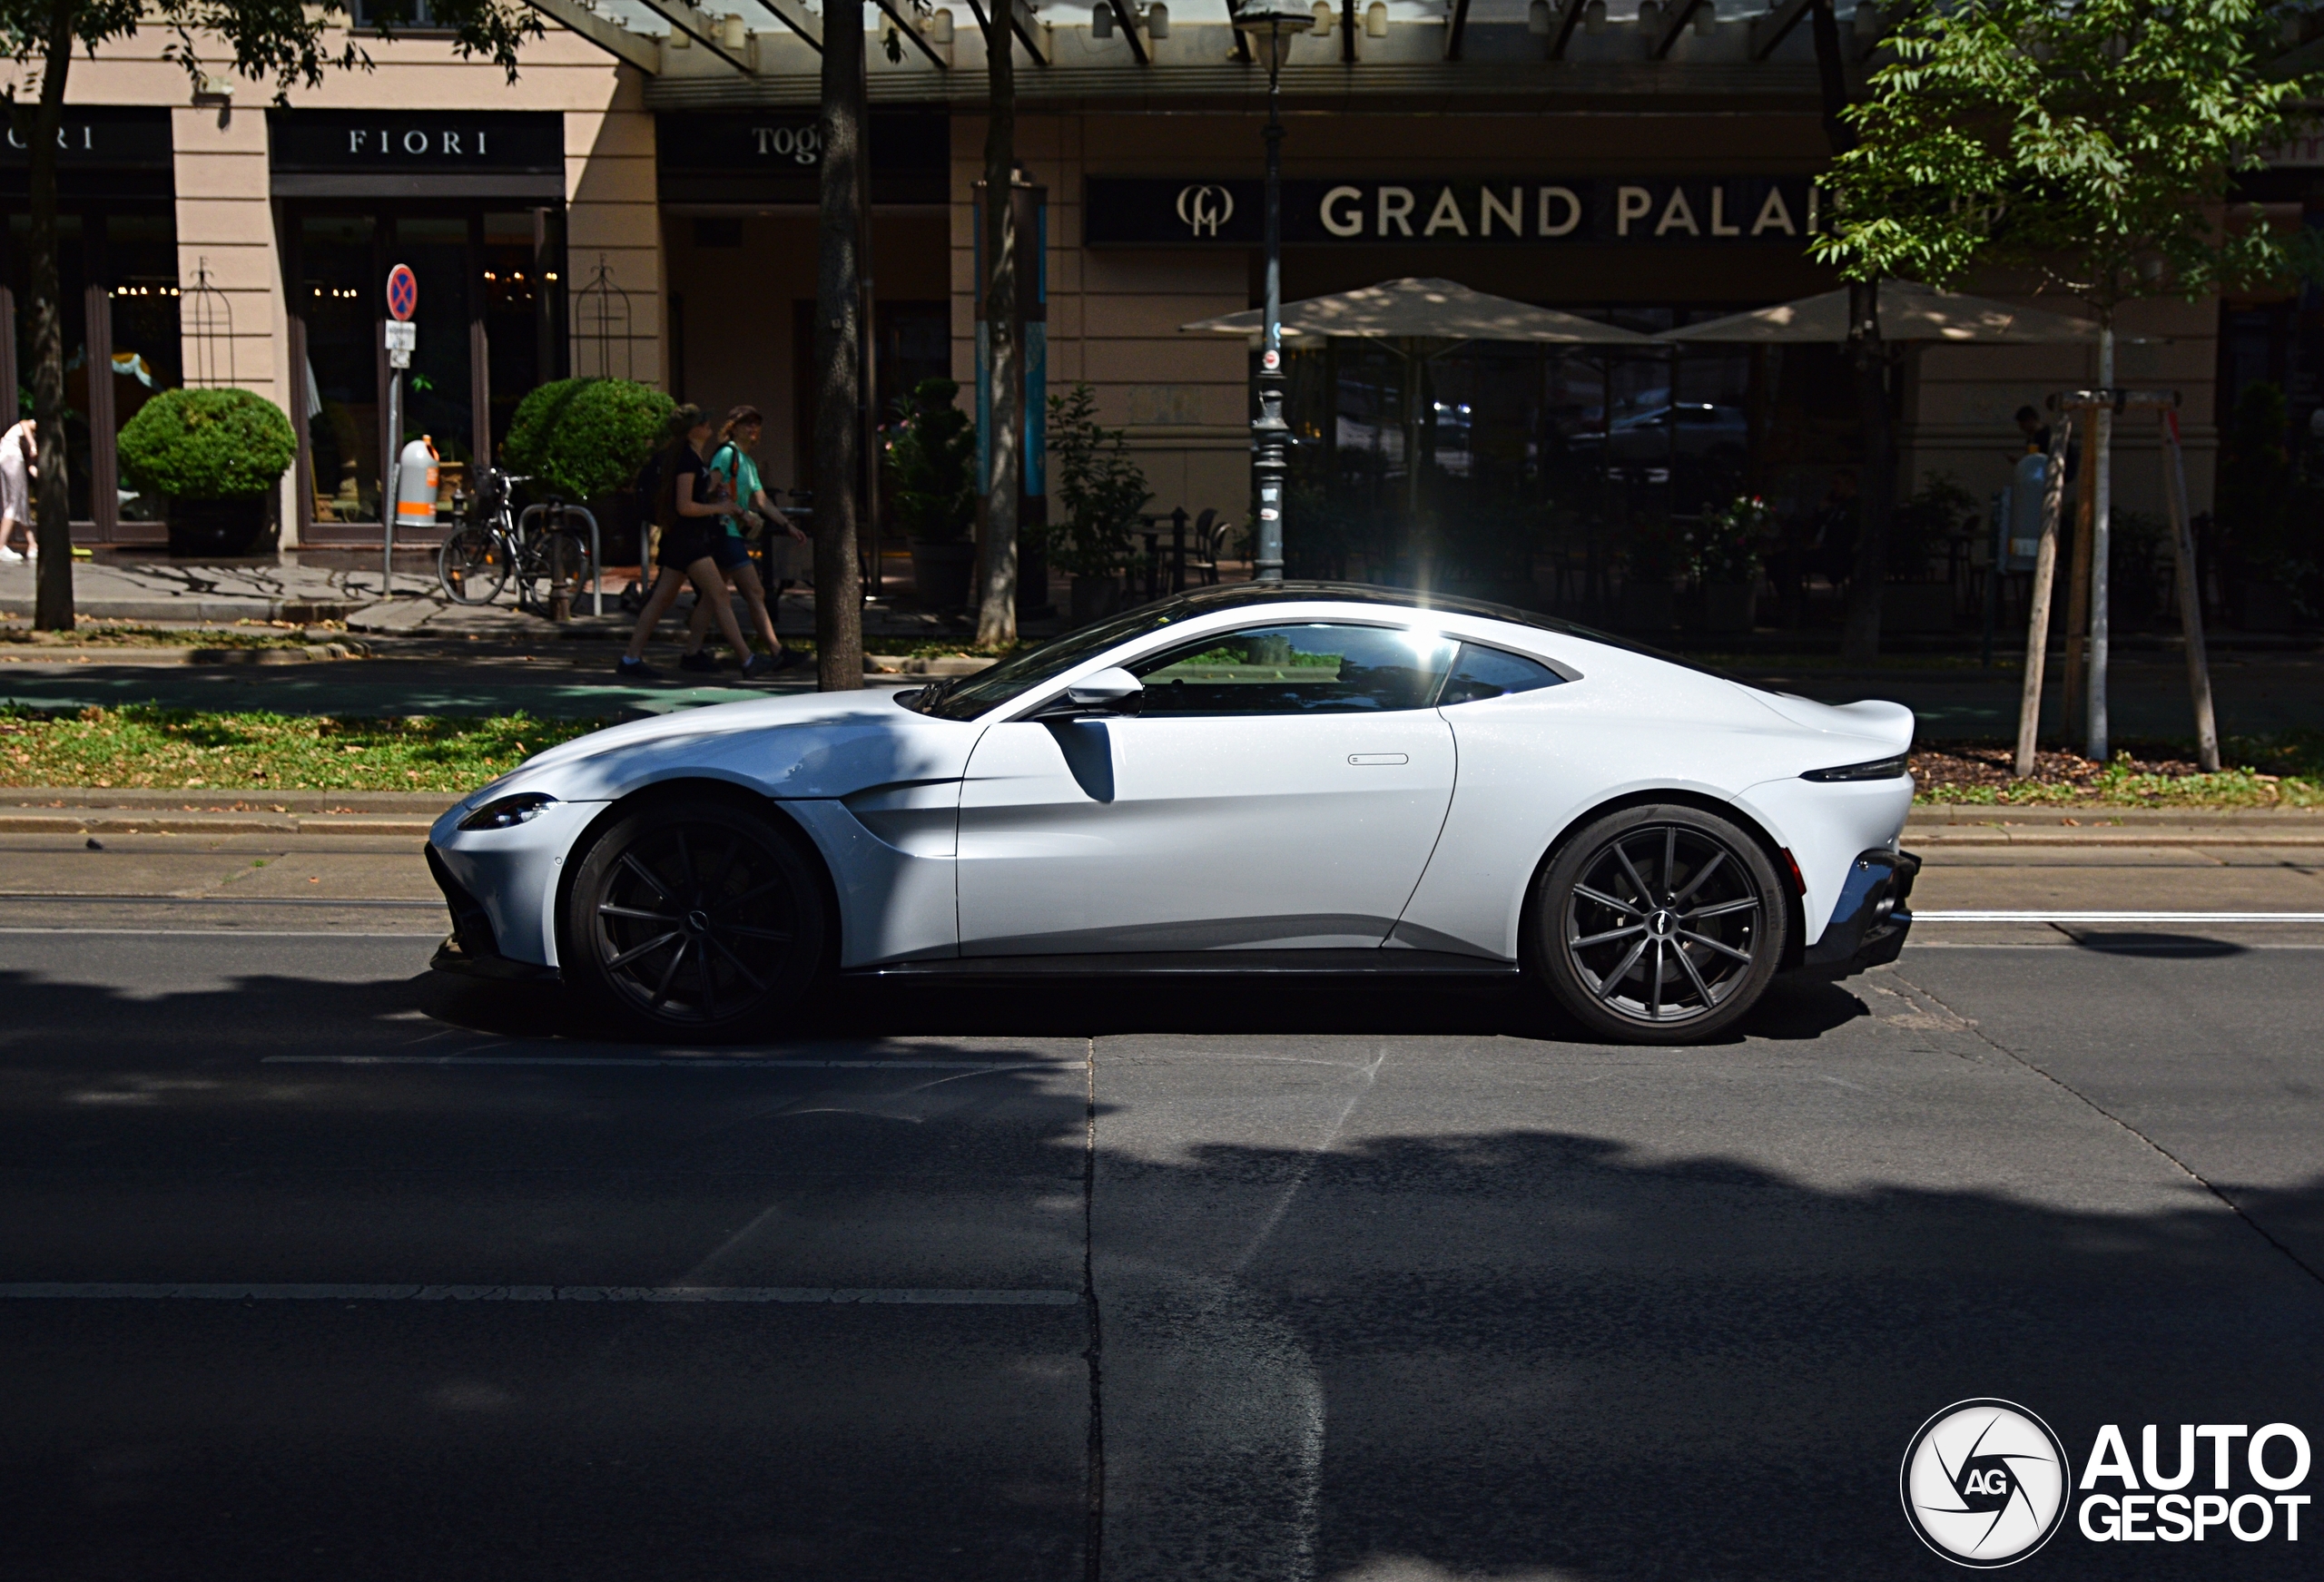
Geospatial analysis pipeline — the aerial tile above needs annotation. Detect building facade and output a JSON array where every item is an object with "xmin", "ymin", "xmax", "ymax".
[{"xmin": 8, "ymin": 0, "xmax": 2215, "ymax": 586}]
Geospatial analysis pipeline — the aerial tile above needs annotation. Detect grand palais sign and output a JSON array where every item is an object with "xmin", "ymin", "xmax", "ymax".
[{"xmin": 1085, "ymin": 176, "xmax": 1821, "ymax": 247}]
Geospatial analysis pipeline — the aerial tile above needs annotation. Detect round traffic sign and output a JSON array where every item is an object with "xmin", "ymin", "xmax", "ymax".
[{"xmin": 386, "ymin": 264, "xmax": 418, "ymax": 322}]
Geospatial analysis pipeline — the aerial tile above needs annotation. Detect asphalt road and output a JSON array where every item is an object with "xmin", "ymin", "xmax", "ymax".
[{"xmin": 2, "ymin": 864, "xmax": 2321, "ymax": 1579}]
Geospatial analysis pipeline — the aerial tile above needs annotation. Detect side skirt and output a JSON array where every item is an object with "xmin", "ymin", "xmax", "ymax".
[{"xmin": 845, "ymin": 948, "xmax": 1521, "ymax": 981}]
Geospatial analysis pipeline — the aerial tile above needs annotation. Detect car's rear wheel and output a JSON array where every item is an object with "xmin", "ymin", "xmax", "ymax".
[
  {"xmin": 1532, "ymin": 803, "xmax": 1786, "ymax": 1044},
  {"xmin": 564, "ymin": 794, "xmax": 828, "ymax": 1040}
]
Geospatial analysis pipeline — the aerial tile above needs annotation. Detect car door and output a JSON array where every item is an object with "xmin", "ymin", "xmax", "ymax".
[{"xmin": 955, "ymin": 621, "xmax": 1460, "ymax": 956}]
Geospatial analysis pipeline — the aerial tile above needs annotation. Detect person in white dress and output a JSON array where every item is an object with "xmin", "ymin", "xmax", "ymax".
[{"xmin": 0, "ymin": 418, "xmax": 34, "ymax": 563}]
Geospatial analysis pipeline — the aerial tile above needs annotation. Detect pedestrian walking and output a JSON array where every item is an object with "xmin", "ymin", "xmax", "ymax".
[
  {"xmin": 676, "ymin": 405, "xmax": 806, "ymax": 674},
  {"xmin": 615, "ymin": 406, "xmax": 768, "ymax": 681},
  {"xmin": 0, "ymin": 418, "xmax": 35, "ymax": 563}
]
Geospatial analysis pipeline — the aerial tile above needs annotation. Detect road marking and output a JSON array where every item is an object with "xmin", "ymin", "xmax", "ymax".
[
  {"xmin": 0, "ymin": 928, "xmax": 442, "ymax": 938},
  {"xmin": 1914, "ymin": 910, "xmax": 2324, "ymax": 923},
  {"xmin": 264, "ymin": 1055, "xmax": 1058, "ymax": 1072},
  {"xmin": 0, "ymin": 1282, "xmax": 1079, "ymax": 1305}
]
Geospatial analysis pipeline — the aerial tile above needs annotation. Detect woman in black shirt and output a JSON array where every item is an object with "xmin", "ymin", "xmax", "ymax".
[{"xmin": 617, "ymin": 406, "xmax": 768, "ymax": 679}]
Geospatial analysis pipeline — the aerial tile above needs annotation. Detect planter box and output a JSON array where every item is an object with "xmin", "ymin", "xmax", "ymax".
[
  {"xmin": 1700, "ymin": 581, "xmax": 1757, "ymax": 634},
  {"xmin": 1882, "ymin": 581, "xmax": 1955, "ymax": 633},
  {"xmin": 1070, "ymin": 574, "xmax": 1123, "ymax": 626},
  {"xmin": 908, "ymin": 537, "xmax": 976, "ymax": 611},
  {"xmin": 167, "ymin": 495, "xmax": 273, "ymax": 559}
]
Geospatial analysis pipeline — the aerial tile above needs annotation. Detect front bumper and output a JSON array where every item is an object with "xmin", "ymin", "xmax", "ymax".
[
  {"xmin": 425, "ymin": 843, "xmax": 559, "ymax": 983},
  {"xmin": 1796, "ymin": 847, "xmax": 1919, "ymax": 978}
]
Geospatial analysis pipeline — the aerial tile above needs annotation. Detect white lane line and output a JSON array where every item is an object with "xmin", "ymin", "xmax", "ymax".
[
  {"xmin": 0, "ymin": 1282, "xmax": 1079, "ymax": 1305},
  {"xmin": 1915, "ymin": 910, "xmax": 2324, "ymax": 923},
  {"xmin": 0, "ymin": 929, "xmax": 441, "ymax": 938},
  {"xmin": 263, "ymin": 1055, "xmax": 1058, "ymax": 1072}
]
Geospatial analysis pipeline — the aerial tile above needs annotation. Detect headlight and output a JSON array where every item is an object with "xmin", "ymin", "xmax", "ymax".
[
  {"xmin": 458, "ymin": 791, "xmax": 557, "ymax": 830},
  {"xmin": 1801, "ymin": 753, "xmax": 1909, "ymax": 782}
]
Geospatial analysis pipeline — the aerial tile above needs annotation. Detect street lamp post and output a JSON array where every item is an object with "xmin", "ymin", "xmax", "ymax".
[{"xmin": 1233, "ymin": 0, "xmax": 1311, "ymax": 583}]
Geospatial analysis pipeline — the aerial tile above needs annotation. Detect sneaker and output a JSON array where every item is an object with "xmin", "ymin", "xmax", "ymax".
[
  {"xmin": 769, "ymin": 647, "xmax": 809, "ymax": 673},
  {"xmin": 615, "ymin": 655, "xmax": 661, "ymax": 681},
  {"xmin": 678, "ymin": 649, "xmax": 721, "ymax": 673},
  {"xmin": 0, "ymin": 546, "xmax": 21, "ymax": 565}
]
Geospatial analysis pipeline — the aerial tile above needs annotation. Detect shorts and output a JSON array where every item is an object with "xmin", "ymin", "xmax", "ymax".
[
  {"xmin": 0, "ymin": 442, "xmax": 27, "ymax": 525},
  {"xmin": 654, "ymin": 520, "xmax": 714, "ymax": 572},
  {"xmin": 707, "ymin": 530, "xmax": 751, "ymax": 573}
]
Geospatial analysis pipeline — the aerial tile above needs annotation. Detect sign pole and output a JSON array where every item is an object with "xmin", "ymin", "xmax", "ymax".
[{"xmin": 383, "ymin": 263, "xmax": 419, "ymax": 599}]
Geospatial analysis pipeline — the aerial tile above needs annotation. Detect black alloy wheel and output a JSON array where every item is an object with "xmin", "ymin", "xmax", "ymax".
[
  {"xmin": 564, "ymin": 795, "xmax": 828, "ymax": 1039},
  {"xmin": 1533, "ymin": 804, "xmax": 1787, "ymax": 1044}
]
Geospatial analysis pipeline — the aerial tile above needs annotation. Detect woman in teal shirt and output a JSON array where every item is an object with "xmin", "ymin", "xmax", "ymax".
[{"xmin": 679, "ymin": 404, "xmax": 806, "ymax": 673}]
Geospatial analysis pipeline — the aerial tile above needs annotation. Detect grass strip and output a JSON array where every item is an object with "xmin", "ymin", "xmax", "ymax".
[{"xmin": 0, "ymin": 704, "xmax": 606, "ymax": 792}]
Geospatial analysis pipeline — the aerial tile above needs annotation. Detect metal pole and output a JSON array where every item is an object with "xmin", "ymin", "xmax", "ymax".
[
  {"xmin": 2159, "ymin": 408, "xmax": 2221, "ymax": 771},
  {"xmin": 1249, "ymin": 25, "xmax": 1289, "ymax": 584},
  {"xmin": 2013, "ymin": 418, "xmax": 2071, "ymax": 780},
  {"xmin": 382, "ymin": 369, "xmax": 401, "ymax": 598},
  {"xmin": 1983, "ymin": 485, "xmax": 2005, "ymax": 670},
  {"xmin": 2061, "ymin": 398, "xmax": 2094, "ymax": 746},
  {"xmin": 2087, "ymin": 328, "xmax": 2113, "ymax": 762}
]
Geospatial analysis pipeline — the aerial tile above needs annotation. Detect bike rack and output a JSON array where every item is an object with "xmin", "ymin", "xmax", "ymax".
[{"xmin": 516, "ymin": 503, "xmax": 604, "ymax": 617}]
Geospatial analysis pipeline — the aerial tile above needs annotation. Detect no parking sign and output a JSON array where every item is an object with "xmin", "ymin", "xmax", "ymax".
[{"xmin": 386, "ymin": 263, "xmax": 417, "ymax": 321}]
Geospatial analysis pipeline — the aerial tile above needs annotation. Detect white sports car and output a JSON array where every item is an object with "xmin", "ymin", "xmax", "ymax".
[{"xmin": 427, "ymin": 583, "xmax": 1918, "ymax": 1044}]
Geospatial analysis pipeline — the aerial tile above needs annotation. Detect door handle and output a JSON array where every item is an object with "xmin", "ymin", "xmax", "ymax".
[{"xmin": 1347, "ymin": 753, "xmax": 1408, "ymax": 766}]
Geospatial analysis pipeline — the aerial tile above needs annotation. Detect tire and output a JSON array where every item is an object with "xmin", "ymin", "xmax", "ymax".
[
  {"xmin": 1531, "ymin": 803, "xmax": 1787, "ymax": 1045},
  {"xmin": 517, "ymin": 526, "xmax": 595, "ymax": 611},
  {"xmin": 563, "ymin": 794, "xmax": 830, "ymax": 1041},
  {"xmin": 438, "ymin": 525, "xmax": 510, "ymax": 605}
]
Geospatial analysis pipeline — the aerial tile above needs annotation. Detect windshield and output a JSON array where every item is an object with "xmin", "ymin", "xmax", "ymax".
[{"xmin": 901, "ymin": 599, "xmax": 1206, "ymax": 721}]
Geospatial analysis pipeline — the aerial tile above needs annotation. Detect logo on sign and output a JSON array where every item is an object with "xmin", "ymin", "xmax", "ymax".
[
  {"xmin": 1901, "ymin": 1400, "xmax": 2072, "ymax": 1567},
  {"xmin": 386, "ymin": 265, "xmax": 418, "ymax": 323},
  {"xmin": 1176, "ymin": 183, "xmax": 1235, "ymax": 238}
]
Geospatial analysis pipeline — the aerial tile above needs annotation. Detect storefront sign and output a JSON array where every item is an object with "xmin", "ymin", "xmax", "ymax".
[
  {"xmin": 0, "ymin": 106, "xmax": 171, "ymax": 168},
  {"xmin": 654, "ymin": 112, "xmax": 949, "ymax": 204},
  {"xmin": 268, "ymin": 112, "xmax": 562, "ymax": 172},
  {"xmin": 1086, "ymin": 176, "xmax": 1820, "ymax": 246}
]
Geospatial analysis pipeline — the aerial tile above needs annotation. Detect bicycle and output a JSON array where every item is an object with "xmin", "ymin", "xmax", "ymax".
[{"xmin": 438, "ymin": 467, "xmax": 597, "ymax": 614}]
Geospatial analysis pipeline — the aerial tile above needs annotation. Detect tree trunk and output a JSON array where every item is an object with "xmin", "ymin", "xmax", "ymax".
[
  {"xmin": 812, "ymin": 3, "xmax": 866, "ymax": 690},
  {"xmin": 974, "ymin": 14, "xmax": 1019, "ymax": 648},
  {"xmin": 28, "ymin": 1, "xmax": 76, "ymax": 631},
  {"xmin": 1839, "ymin": 280, "xmax": 1893, "ymax": 666}
]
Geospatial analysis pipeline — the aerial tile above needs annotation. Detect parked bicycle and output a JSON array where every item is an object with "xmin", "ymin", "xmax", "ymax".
[{"xmin": 438, "ymin": 467, "xmax": 597, "ymax": 613}]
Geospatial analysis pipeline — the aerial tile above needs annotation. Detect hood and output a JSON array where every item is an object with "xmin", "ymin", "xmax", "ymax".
[
  {"xmin": 468, "ymin": 687, "xmax": 976, "ymax": 806},
  {"xmin": 1745, "ymin": 691, "xmax": 1915, "ymax": 755}
]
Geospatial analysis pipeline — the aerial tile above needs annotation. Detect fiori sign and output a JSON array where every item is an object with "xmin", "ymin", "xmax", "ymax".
[{"xmin": 1085, "ymin": 176, "xmax": 1820, "ymax": 246}]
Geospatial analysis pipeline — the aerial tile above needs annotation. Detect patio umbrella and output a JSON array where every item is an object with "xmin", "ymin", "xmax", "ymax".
[
  {"xmin": 1181, "ymin": 276, "xmax": 1656, "ymax": 347},
  {"xmin": 1185, "ymin": 279, "xmax": 1654, "ymax": 520},
  {"xmin": 1654, "ymin": 280, "xmax": 2101, "ymax": 344}
]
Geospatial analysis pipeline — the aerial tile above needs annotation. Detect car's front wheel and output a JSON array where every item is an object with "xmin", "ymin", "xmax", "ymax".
[
  {"xmin": 564, "ymin": 793, "xmax": 829, "ymax": 1040},
  {"xmin": 1532, "ymin": 803, "xmax": 1787, "ymax": 1044}
]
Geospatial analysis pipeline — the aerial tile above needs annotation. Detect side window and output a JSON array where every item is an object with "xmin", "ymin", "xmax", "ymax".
[
  {"xmin": 1133, "ymin": 624, "xmax": 1459, "ymax": 715},
  {"xmin": 1438, "ymin": 643, "xmax": 1565, "ymax": 707}
]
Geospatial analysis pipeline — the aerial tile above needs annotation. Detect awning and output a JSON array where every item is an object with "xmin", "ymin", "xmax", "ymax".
[
  {"xmin": 1657, "ymin": 280, "xmax": 2102, "ymax": 344},
  {"xmin": 1182, "ymin": 277, "xmax": 1655, "ymax": 346}
]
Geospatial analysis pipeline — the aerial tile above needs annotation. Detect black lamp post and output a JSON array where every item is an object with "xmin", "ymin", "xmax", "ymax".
[{"xmin": 1232, "ymin": 0, "xmax": 1311, "ymax": 583}]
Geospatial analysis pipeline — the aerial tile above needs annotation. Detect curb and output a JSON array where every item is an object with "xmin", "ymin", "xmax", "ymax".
[
  {"xmin": 0, "ymin": 810, "xmax": 436, "ymax": 836},
  {"xmin": 0, "ymin": 600, "xmax": 360, "ymax": 624},
  {"xmin": 1905, "ymin": 804, "xmax": 2324, "ymax": 845}
]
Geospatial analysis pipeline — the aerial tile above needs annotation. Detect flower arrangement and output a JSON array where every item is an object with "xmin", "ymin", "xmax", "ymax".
[{"xmin": 1681, "ymin": 495, "xmax": 1777, "ymax": 585}]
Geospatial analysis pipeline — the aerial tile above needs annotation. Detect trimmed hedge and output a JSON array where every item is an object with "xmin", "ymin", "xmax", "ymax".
[
  {"xmin": 501, "ymin": 378, "xmax": 674, "ymax": 502},
  {"xmin": 116, "ymin": 388, "xmax": 298, "ymax": 501}
]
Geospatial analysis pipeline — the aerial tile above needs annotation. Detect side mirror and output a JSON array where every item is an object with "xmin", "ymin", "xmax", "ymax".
[{"xmin": 1056, "ymin": 666, "xmax": 1144, "ymax": 715}]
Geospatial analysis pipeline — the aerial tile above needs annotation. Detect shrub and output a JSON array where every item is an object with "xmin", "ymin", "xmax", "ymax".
[
  {"xmin": 1681, "ymin": 495, "xmax": 1777, "ymax": 585},
  {"xmin": 1048, "ymin": 383, "xmax": 1152, "ymax": 577},
  {"xmin": 501, "ymin": 378, "xmax": 674, "ymax": 502},
  {"xmin": 886, "ymin": 378, "xmax": 976, "ymax": 543},
  {"xmin": 116, "ymin": 388, "xmax": 297, "ymax": 501}
]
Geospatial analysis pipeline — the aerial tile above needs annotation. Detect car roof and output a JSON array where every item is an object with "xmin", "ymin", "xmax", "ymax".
[{"xmin": 1136, "ymin": 581, "xmax": 1734, "ymax": 681}]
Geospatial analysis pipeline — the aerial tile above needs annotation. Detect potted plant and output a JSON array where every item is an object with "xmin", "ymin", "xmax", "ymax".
[
  {"xmin": 501, "ymin": 377, "xmax": 675, "ymax": 566},
  {"xmin": 116, "ymin": 388, "xmax": 298, "ymax": 558},
  {"xmin": 1049, "ymin": 383, "xmax": 1151, "ymax": 624},
  {"xmin": 886, "ymin": 377, "xmax": 978, "ymax": 610},
  {"xmin": 1685, "ymin": 495, "xmax": 1776, "ymax": 633}
]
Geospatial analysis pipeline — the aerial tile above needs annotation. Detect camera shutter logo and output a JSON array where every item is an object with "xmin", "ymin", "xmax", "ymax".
[
  {"xmin": 1176, "ymin": 183, "xmax": 1235, "ymax": 237},
  {"xmin": 1900, "ymin": 1400, "xmax": 2072, "ymax": 1567}
]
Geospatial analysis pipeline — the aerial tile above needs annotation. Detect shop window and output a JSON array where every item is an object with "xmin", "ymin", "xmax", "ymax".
[
  {"xmin": 395, "ymin": 215, "xmax": 475, "ymax": 480},
  {"xmin": 482, "ymin": 211, "xmax": 551, "ymax": 458},
  {"xmin": 300, "ymin": 213, "xmax": 380, "ymax": 524},
  {"xmin": 8, "ymin": 212, "xmax": 92, "ymax": 521}
]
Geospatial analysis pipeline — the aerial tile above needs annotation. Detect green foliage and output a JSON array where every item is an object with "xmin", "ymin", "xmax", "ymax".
[
  {"xmin": 1047, "ymin": 383, "xmax": 1152, "ymax": 577},
  {"xmin": 1681, "ymin": 495, "xmax": 1777, "ymax": 584},
  {"xmin": 885, "ymin": 378, "xmax": 977, "ymax": 543},
  {"xmin": 501, "ymin": 378, "xmax": 674, "ymax": 502},
  {"xmin": 1813, "ymin": 0, "xmax": 2316, "ymax": 312},
  {"xmin": 115, "ymin": 388, "xmax": 297, "ymax": 501}
]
